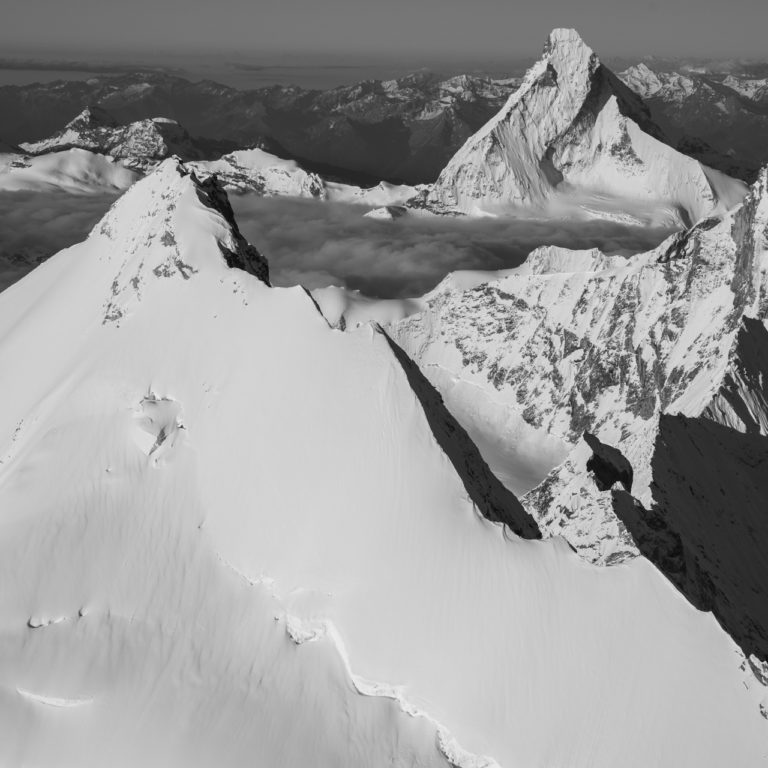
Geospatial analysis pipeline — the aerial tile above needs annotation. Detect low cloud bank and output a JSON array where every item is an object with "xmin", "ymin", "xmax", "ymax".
[
  {"xmin": 231, "ymin": 197, "xmax": 676, "ymax": 298},
  {"xmin": 0, "ymin": 192, "xmax": 675, "ymax": 298},
  {"xmin": 0, "ymin": 191, "xmax": 121, "ymax": 292}
]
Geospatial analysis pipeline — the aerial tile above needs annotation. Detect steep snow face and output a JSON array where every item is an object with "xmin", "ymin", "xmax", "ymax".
[
  {"xmin": 0, "ymin": 159, "xmax": 766, "ymax": 766},
  {"xmin": 20, "ymin": 108, "xmax": 206, "ymax": 172},
  {"xmin": 427, "ymin": 29, "xmax": 747, "ymax": 225},
  {"xmin": 392, "ymin": 169, "xmax": 768, "ymax": 565},
  {"xmin": 0, "ymin": 147, "xmax": 138, "ymax": 193}
]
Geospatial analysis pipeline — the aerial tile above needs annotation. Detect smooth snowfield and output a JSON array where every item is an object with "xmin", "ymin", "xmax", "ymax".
[
  {"xmin": 0, "ymin": 148, "xmax": 138, "ymax": 193},
  {"xmin": 0, "ymin": 161, "xmax": 765, "ymax": 767}
]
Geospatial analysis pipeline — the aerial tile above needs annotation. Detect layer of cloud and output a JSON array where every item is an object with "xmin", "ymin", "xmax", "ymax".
[
  {"xmin": 231, "ymin": 197, "xmax": 676, "ymax": 298},
  {"xmin": 0, "ymin": 191, "xmax": 675, "ymax": 299},
  {"xmin": 0, "ymin": 190, "xmax": 120, "ymax": 292}
]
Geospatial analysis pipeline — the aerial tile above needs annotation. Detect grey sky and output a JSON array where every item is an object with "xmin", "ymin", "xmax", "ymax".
[{"xmin": 1, "ymin": 0, "xmax": 767, "ymax": 59}]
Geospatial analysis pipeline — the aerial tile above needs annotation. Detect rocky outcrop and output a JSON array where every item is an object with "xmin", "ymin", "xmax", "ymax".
[{"xmin": 20, "ymin": 107, "xmax": 221, "ymax": 172}]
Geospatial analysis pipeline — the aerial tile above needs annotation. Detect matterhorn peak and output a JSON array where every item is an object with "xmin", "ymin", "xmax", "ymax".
[
  {"xmin": 427, "ymin": 27, "xmax": 747, "ymax": 224},
  {"xmin": 543, "ymin": 27, "xmax": 596, "ymax": 63}
]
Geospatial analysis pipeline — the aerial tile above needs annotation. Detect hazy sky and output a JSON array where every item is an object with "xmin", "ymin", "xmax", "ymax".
[{"xmin": 2, "ymin": 0, "xmax": 767, "ymax": 60}]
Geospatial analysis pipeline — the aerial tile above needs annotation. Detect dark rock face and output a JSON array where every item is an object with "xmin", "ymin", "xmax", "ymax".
[
  {"xmin": 195, "ymin": 172, "xmax": 270, "ymax": 285},
  {"xmin": 584, "ymin": 433, "xmax": 633, "ymax": 492},
  {"xmin": 614, "ymin": 414, "xmax": 768, "ymax": 660}
]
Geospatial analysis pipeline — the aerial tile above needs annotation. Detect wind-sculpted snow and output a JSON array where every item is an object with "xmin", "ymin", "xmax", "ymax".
[
  {"xmin": 428, "ymin": 28, "xmax": 747, "ymax": 225},
  {"xmin": 0, "ymin": 147, "xmax": 139, "ymax": 193},
  {"xmin": 0, "ymin": 159, "xmax": 766, "ymax": 766}
]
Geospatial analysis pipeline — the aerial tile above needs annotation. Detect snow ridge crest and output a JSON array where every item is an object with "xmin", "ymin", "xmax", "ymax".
[{"xmin": 93, "ymin": 158, "xmax": 269, "ymax": 290}]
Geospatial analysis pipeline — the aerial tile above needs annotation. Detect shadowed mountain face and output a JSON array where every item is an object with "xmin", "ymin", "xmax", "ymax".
[
  {"xmin": 614, "ymin": 413, "xmax": 768, "ymax": 661},
  {"xmin": 0, "ymin": 71, "xmax": 516, "ymax": 184},
  {"xmin": 611, "ymin": 319, "xmax": 768, "ymax": 661},
  {"xmin": 381, "ymin": 329, "xmax": 541, "ymax": 539}
]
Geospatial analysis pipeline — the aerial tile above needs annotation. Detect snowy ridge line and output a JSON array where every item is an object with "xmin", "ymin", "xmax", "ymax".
[
  {"xmin": 215, "ymin": 546, "xmax": 502, "ymax": 768},
  {"xmin": 284, "ymin": 614, "xmax": 501, "ymax": 768},
  {"xmin": 377, "ymin": 325, "xmax": 541, "ymax": 539},
  {"xmin": 16, "ymin": 688, "xmax": 93, "ymax": 708}
]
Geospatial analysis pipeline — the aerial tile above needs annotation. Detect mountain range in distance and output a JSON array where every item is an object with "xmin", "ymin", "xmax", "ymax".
[{"xmin": 2, "ymin": 45, "xmax": 768, "ymax": 185}]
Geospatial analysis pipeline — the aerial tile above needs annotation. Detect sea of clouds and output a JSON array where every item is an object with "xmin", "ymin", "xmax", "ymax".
[{"xmin": 0, "ymin": 192, "xmax": 675, "ymax": 298}]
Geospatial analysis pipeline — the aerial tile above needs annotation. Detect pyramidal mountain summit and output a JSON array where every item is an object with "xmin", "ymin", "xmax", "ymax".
[
  {"xmin": 1, "ymin": 158, "xmax": 767, "ymax": 767},
  {"xmin": 427, "ymin": 28, "xmax": 746, "ymax": 225}
]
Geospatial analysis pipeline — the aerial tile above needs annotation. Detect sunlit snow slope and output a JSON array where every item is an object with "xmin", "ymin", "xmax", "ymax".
[
  {"xmin": 0, "ymin": 160, "xmax": 765, "ymax": 767},
  {"xmin": 0, "ymin": 147, "xmax": 138, "ymax": 193}
]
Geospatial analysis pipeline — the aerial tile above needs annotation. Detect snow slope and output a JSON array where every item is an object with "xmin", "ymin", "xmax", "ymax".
[
  {"xmin": 427, "ymin": 28, "xmax": 747, "ymax": 225},
  {"xmin": 0, "ymin": 148, "xmax": 138, "ymax": 193},
  {"xmin": 0, "ymin": 160, "xmax": 765, "ymax": 767}
]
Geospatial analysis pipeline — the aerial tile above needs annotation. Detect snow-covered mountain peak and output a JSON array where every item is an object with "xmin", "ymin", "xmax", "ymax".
[
  {"xmin": 20, "ymin": 110, "xmax": 208, "ymax": 172},
  {"xmin": 619, "ymin": 63, "xmax": 665, "ymax": 98},
  {"xmin": 91, "ymin": 158, "xmax": 268, "ymax": 322},
  {"xmin": 427, "ymin": 28, "xmax": 746, "ymax": 224},
  {"xmin": 542, "ymin": 27, "xmax": 596, "ymax": 69}
]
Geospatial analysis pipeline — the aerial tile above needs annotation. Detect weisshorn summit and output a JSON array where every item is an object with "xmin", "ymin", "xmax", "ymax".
[
  {"xmin": 0, "ymin": 160, "xmax": 766, "ymax": 767},
  {"xmin": 427, "ymin": 28, "xmax": 746, "ymax": 226}
]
